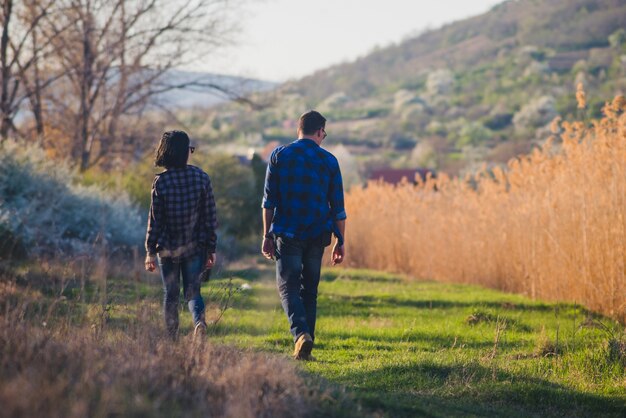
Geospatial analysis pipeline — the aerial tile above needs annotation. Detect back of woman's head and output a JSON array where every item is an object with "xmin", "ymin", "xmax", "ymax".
[{"xmin": 154, "ymin": 130, "xmax": 190, "ymax": 169}]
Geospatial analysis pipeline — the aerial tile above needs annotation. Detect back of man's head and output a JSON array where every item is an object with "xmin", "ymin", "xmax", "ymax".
[{"xmin": 298, "ymin": 110, "xmax": 326, "ymax": 135}]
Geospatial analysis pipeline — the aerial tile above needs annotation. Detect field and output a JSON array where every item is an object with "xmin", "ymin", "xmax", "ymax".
[
  {"xmin": 345, "ymin": 96, "xmax": 626, "ymax": 322},
  {"xmin": 2, "ymin": 260, "xmax": 624, "ymax": 417}
]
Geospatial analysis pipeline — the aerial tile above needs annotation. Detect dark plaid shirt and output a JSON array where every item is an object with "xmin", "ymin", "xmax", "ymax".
[
  {"xmin": 145, "ymin": 165, "xmax": 218, "ymax": 258},
  {"xmin": 262, "ymin": 138, "xmax": 346, "ymax": 244}
]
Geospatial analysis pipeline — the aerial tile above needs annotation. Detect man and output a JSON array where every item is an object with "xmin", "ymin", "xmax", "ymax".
[
  {"xmin": 261, "ymin": 110, "xmax": 346, "ymax": 360},
  {"xmin": 145, "ymin": 130, "xmax": 217, "ymax": 341}
]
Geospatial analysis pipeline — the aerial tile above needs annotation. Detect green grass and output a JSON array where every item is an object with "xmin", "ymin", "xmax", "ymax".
[
  {"xmin": 8, "ymin": 262, "xmax": 624, "ymax": 417},
  {"xmin": 208, "ymin": 266, "xmax": 626, "ymax": 417}
]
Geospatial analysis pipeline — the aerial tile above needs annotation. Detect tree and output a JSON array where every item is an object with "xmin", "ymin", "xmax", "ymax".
[
  {"xmin": 608, "ymin": 28, "xmax": 626, "ymax": 49},
  {"xmin": 0, "ymin": 0, "xmax": 13, "ymax": 140},
  {"xmin": 199, "ymin": 153, "xmax": 258, "ymax": 239},
  {"xmin": 44, "ymin": 0, "xmax": 238, "ymax": 171},
  {"xmin": 0, "ymin": 0, "xmax": 62, "ymax": 141},
  {"xmin": 513, "ymin": 96, "xmax": 557, "ymax": 133},
  {"xmin": 456, "ymin": 122, "xmax": 493, "ymax": 148},
  {"xmin": 426, "ymin": 69, "xmax": 454, "ymax": 96}
]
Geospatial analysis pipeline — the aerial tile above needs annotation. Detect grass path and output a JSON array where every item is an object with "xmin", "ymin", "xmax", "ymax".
[
  {"xmin": 21, "ymin": 259, "xmax": 623, "ymax": 417},
  {"xmin": 206, "ymin": 264, "xmax": 625, "ymax": 417}
]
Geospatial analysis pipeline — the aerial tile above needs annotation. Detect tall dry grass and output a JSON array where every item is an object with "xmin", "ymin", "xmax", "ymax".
[
  {"xmin": 0, "ymin": 312, "xmax": 314, "ymax": 418},
  {"xmin": 346, "ymin": 95, "xmax": 626, "ymax": 322},
  {"xmin": 0, "ymin": 258, "xmax": 341, "ymax": 418}
]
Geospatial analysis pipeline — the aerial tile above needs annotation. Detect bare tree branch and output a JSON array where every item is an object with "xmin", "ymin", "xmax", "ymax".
[{"xmin": 5, "ymin": 0, "xmax": 246, "ymax": 169}]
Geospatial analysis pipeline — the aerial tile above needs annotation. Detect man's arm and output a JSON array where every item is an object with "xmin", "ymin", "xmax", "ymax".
[
  {"xmin": 261, "ymin": 154, "xmax": 278, "ymax": 260},
  {"xmin": 263, "ymin": 208, "xmax": 274, "ymax": 237},
  {"xmin": 261, "ymin": 208, "xmax": 275, "ymax": 259},
  {"xmin": 328, "ymin": 161, "xmax": 347, "ymax": 265}
]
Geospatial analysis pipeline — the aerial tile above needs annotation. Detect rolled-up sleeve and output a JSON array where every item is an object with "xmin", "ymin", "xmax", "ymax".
[
  {"xmin": 329, "ymin": 164, "xmax": 347, "ymax": 221},
  {"xmin": 262, "ymin": 151, "xmax": 279, "ymax": 209},
  {"xmin": 145, "ymin": 177, "xmax": 163, "ymax": 255}
]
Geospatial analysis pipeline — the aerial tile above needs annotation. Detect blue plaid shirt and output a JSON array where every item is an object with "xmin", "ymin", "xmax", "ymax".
[{"xmin": 262, "ymin": 138, "xmax": 347, "ymax": 244}]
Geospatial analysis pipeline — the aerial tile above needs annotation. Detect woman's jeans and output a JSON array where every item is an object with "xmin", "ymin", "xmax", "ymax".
[
  {"xmin": 157, "ymin": 253, "xmax": 206, "ymax": 338},
  {"xmin": 275, "ymin": 236, "xmax": 324, "ymax": 342}
]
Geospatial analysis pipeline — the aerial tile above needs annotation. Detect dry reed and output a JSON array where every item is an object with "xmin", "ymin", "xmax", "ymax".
[{"xmin": 345, "ymin": 95, "xmax": 626, "ymax": 322}]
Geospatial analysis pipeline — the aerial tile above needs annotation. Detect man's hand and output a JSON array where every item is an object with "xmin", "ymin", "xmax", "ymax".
[
  {"xmin": 331, "ymin": 243, "xmax": 345, "ymax": 266},
  {"xmin": 145, "ymin": 254, "xmax": 156, "ymax": 272},
  {"xmin": 262, "ymin": 237, "xmax": 275, "ymax": 260},
  {"xmin": 206, "ymin": 253, "xmax": 216, "ymax": 269}
]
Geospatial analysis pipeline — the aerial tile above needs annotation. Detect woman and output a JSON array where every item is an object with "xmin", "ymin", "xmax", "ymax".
[{"xmin": 144, "ymin": 130, "xmax": 217, "ymax": 340}]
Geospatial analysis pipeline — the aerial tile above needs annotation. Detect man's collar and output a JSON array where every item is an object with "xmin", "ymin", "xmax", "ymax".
[{"xmin": 297, "ymin": 137, "xmax": 320, "ymax": 146}]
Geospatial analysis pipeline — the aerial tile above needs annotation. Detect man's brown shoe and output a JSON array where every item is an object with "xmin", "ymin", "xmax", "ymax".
[{"xmin": 293, "ymin": 333, "xmax": 313, "ymax": 360}]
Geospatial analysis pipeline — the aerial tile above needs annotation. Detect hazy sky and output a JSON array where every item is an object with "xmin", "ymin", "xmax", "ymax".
[{"xmin": 198, "ymin": 0, "xmax": 504, "ymax": 82}]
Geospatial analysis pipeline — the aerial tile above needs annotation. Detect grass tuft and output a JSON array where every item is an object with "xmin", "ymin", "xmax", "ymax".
[
  {"xmin": 466, "ymin": 309, "xmax": 497, "ymax": 325},
  {"xmin": 534, "ymin": 325, "xmax": 560, "ymax": 357},
  {"xmin": 606, "ymin": 337, "xmax": 626, "ymax": 367}
]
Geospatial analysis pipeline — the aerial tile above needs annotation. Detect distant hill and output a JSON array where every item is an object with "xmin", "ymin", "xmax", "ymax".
[
  {"xmin": 184, "ymin": 0, "xmax": 626, "ymax": 176},
  {"xmin": 156, "ymin": 70, "xmax": 277, "ymax": 109},
  {"xmin": 291, "ymin": 0, "xmax": 626, "ymax": 103}
]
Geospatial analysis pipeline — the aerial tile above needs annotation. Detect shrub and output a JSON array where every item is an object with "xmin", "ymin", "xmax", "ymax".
[
  {"xmin": 608, "ymin": 28, "xmax": 626, "ymax": 49},
  {"xmin": 426, "ymin": 69, "xmax": 455, "ymax": 96},
  {"xmin": 484, "ymin": 113, "xmax": 514, "ymax": 130},
  {"xmin": 456, "ymin": 122, "xmax": 494, "ymax": 148},
  {"xmin": 198, "ymin": 153, "xmax": 261, "ymax": 241},
  {"xmin": 0, "ymin": 141, "xmax": 143, "ymax": 256},
  {"xmin": 512, "ymin": 96, "xmax": 557, "ymax": 132},
  {"xmin": 0, "ymin": 224, "xmax": 26, "ymax": 260}
]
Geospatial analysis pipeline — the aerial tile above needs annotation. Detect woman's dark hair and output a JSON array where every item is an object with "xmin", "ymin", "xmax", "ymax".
[{"xmin": 154, "ymin": 130, "xmax": 190, "ymax": 168}]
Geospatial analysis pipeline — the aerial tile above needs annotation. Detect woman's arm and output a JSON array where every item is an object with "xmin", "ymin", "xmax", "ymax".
[{"xmin": 145, "ymin": 177, "xmax": 163, "ymax": 271}]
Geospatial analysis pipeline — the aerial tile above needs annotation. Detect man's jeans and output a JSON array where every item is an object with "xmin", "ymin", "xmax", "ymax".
[
  {"xmin": 275, "ymin": 236, "xmax": 324, "ymax": 342},
  {"xmin": 157, "ymin": 253, "xmax": 206, "ymax": 338}
]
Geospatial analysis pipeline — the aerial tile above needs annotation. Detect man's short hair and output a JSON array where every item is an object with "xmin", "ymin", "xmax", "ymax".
[
  {"xmin": 298, "ymin": 110, "xmax": 326, "ymax": 135},
  {"xmin": 154, "ymin": 130, "xmax": 190, "ymax": 168}
]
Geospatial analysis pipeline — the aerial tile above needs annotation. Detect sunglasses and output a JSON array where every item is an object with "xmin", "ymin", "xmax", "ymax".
[{"xmin": 189, "ymin": 146, "xmax": 195, "ymax": 154}]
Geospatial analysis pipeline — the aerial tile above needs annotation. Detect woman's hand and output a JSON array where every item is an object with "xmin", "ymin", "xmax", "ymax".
[{"xmin": 206, "ymin": 253, "xmax": 216, "ymax": 269}]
